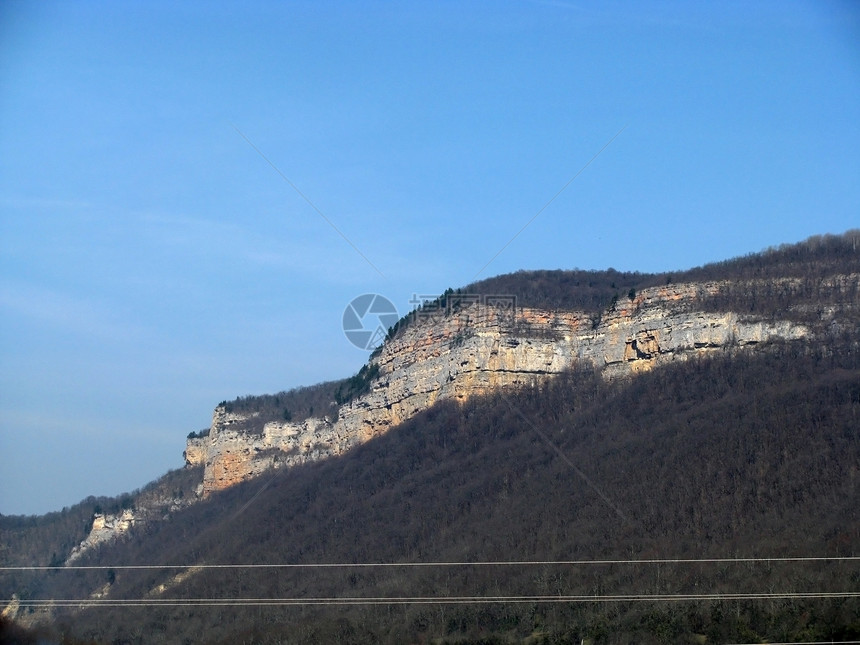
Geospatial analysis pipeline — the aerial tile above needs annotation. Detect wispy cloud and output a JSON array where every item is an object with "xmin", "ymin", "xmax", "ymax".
[
  {"xmin": 0, "ymin": 279, "xmax": 147, "ymax": 343},
  {"xmin": 136, "ymin": 210, "xmax": 383, "ymax": 286},
  {"xmin": 230, "ymin": 123, "xmax": 386, "ymax": 279},
  {"xmin": 0, "ymin": 194, "xmax": 92, "ymax": 212}
]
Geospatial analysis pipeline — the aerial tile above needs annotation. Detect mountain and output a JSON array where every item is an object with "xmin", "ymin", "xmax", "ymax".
[
  {"xmin": 2, "ymin": 231, "xmax": 859, "ymax": 644},
  {"xmin": 185, "ymin": 233, "xmax": 855, "ymax": 497}
]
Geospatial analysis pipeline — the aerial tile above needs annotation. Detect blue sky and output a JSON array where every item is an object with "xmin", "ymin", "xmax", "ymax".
[{"xmin": 1, "ymin": 1, "xmax": 858, "ymax": 515}]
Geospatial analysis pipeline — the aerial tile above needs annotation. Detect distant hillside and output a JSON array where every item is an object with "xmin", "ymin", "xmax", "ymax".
[
  {"xmin": 2, "ymin": 231, "xmax": 858, "ymax": 644},
  {"xmin": 0, "ymin": 467, "xmax": 201, "ymax": 567},
  {"xmin": 12, "ymin": 334, "xmax": 859, "ymax": 644}
]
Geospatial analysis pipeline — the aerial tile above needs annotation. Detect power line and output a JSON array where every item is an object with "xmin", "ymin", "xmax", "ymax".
[
  {"xmin": 13, "ymin": 591, "xmax": 860, "ymax": 608},
  {"xmin": 3, "ymin": 555, "xmax": 858, "ymax": 571},
  {"xmin": 726, "ymin": 642, "xmax": 860, "ymax": 645},
  {"xmin": 472, "ymin": 124, "xmax": 627, "ymax": 280}
]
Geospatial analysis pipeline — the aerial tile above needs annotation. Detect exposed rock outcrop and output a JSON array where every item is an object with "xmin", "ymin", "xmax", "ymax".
[
  {"xmin": 183, "ymin": 437, "xmax": 207, "ymax": 468},
  {"xmin": 1, "ymin": 593, "xmax": 20, "ymax": 621},
  {"xmin": 199, "ymin": 413, "xmax": 339, "ymax": 492},
  {"xmin": 66, "ymin": 510, "xmax": 137, "ymax": 564},
  {"xmin": 188, "ymin": 278, "xmax": 825, "ymax": 496},
  {"xmin": 66, "ymin": 487, "xmax": 198, "ymax": 564}
]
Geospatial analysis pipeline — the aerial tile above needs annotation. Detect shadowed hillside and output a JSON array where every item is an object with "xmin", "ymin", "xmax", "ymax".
[
  {"xmin": 2, "ymin": 232, "xmax": 859, "ymax": 644},
  {"xmin": 12, "ymin": 334, "xmax": 858, "ymax": 644}
]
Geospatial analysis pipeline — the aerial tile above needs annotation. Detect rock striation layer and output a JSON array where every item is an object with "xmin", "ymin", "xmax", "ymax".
[{"xmin": 188, "ymin": 279, "xmax": 820, "ymax": 496}]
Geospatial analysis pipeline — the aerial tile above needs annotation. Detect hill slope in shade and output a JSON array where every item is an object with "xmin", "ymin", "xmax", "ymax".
[
  {"xmin": 13, "ymin": 337, "xmax": 859, "ymax": 644},
  {"xmin": 185, "ymin": 232, "xmax": 860, "ymax": 497},
  {"xmin": 1, "ymin": 231, "xmax": 858, "ymax": 644}
]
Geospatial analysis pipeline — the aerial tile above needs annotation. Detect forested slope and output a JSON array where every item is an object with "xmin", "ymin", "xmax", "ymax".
[
  {"xmin": 3, "ymin": 231, "xmax": 858, "ymax": 644},
  {"xmin": 465, "ymin": 231, "xmax": 859, "ymax": 316},
  {"xmin": 21, "ymin": 334, "xmax": 859, "ymax": 644}
]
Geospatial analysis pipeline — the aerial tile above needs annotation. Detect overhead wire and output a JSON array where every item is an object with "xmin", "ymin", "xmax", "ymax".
[
  {"xmin": 12, "ymin": 591, "xmax": 860, "ymax": 608},
  {"xmin": 2, "ymin": 555, "xmax": 858, "ymax": 571}
]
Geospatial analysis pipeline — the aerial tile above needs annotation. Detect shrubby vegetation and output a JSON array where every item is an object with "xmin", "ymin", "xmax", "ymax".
[
  {"xmin": 217, "ymin": 364, "xmax": 385, "ymax": 433},
  {"xmin": 382, "ymin": 231, "xmax": 860, "ymax": 343},
  {"xmin": 10, "ymin": 333, "xmax": 858, "ymax": 644},
  {"xmin": 217, "ymin": 379, "xmax": 348, "ymax": 434},
  {"xmin": 334, "ymin": 362, "xmax": 380, "ymax": 405},
  {"xmin": 4, "ymin": 231, "xmax": 859, "ymax": 643}
]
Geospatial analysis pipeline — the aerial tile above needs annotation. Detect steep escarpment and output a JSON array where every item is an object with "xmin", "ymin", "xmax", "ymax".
[
  {"xmin": 188, "ymin": 276, "xmax": 851, "ymax": 496},
  {"xmin": 55, "ymin": 334, "xmax": 860, "ymax": 645},
  {"xmin": 3, "ymin": 234, "xmax": 859, "ymax": 643}
]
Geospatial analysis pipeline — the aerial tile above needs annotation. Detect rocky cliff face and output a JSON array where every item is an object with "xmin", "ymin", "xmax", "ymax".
[
  {"xmin": 66, "ymin": 510, "xmax": 137, "ymax": 564},
  {"xmin": 193, "ymin": 411, "xmax": 342, "ymax": 492},
  {"xmin": 187, "ymin": 278, "xmax": 827, "ymax": 496}
]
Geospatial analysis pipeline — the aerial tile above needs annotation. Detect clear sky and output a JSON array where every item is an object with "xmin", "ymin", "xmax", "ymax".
[{"xmin": 1, "ymin": 1, "xmax": 858, "ymax": 515}]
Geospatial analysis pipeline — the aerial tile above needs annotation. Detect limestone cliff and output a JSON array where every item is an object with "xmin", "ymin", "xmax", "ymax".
[
  {"xmin": 66, "ymin": 510, "xmax": 137, "ymax": 564},
  {"xmin": 195, "ymin": 412, "xmax": 340, "ymax": 492},
  {"xmin": 185, "ymin": 276, "xmax": 847, "ymax": 497}
]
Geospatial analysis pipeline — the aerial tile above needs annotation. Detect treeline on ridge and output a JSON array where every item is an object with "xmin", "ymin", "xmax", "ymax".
[
  {"xmin": 211, "ymin": 231, "xmax": 860, "ymax": 426},
  {"xmin": 388, "ymin": 230, "xmax": 860, "ymax": 339},
  {"xmin": 466, "ymin": 230, "xmax": 860, "ymax": 315},
  {"xmin": 213, "ymin": 365, "xmax": 383, "ymax": 437},
  {"xmin": 215, "ymin": 379, "xmax": 347, "ymax": 434}
]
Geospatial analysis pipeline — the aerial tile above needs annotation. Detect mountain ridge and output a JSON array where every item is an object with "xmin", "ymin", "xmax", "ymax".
[
  {"xmin": 11, "ymin": 334, "xmax": 858, "ymax": 643},
  {"xmin": 187, "ymin": 268, "xmax": 854, "ymax": 496},
  {"xmin": 2, "ymin": 230, "xmax": 859, "ymax": 643}
]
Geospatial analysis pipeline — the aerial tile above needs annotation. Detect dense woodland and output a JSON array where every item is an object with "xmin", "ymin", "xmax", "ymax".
[
  {"xmin": 2, "ymin": 232, "xmax": 859, "ymax": 644},
  {"xmin": 465, "ymin": 230, "xmax": 860, "ymax": 316},
  {"xmin": 0, "ymin": 467, "xmax": 201, "ymax": 571},
  {"xmin": 4, "ymin": 336, "xmax": 859, "ymax": 644}
]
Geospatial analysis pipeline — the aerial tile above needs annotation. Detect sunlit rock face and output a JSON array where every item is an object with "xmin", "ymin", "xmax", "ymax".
[
  {"xmin": 198, "ymin": 413, "xmax": 340, "ymax": 494},
  {"xmin": 66, "ymin": 510, "xmax": 137, "ymax": 564},
  {"xmin": 183, "ymin": 437, "xmax": 206, "ymax": 467},
  {"xmin": 188, "ymin": 278, "xmax": 824, "ymax": 496}
]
